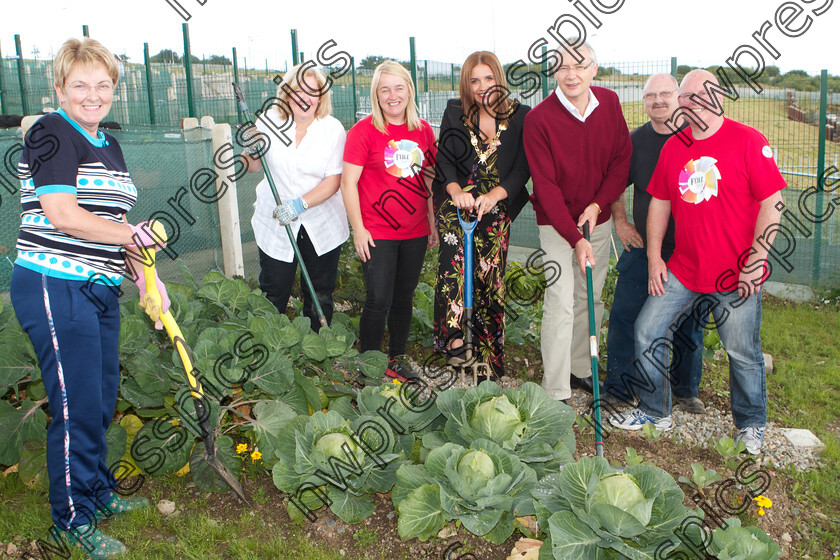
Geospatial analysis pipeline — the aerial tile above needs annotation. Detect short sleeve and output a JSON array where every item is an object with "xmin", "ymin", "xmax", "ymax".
[
  {"xmin": 343, "ymin": 120, "xmax": 371, "ymax": 167},
  {"xmin": 325, "ymin": 118, "xmax": 346, "ymax": 176},
  {"xmin": 647, "ymin": 145, "xmax": 671, "ymax": 201},
  {"xmin": 745, "ymin": 130, "xmax": 786, "ymax": 201},
  {"xmin": 423, "ymin": 122, "xmax": 437, "ymax": 163},
  {"xmin": 23, "ymin": 116, "xmax": 80, "ymax": 196}
]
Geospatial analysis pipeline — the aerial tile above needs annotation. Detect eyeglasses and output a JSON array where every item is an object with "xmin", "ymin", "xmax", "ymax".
[
  {"xmin": 677, "ymin": 91, "xmax": 711, "ymax": 101},
  {"xmin": 66, "ymin": 81, "xmax": 114, "ymax": 95},
  {"xmin": 556, "ymin": 62, "xmax": 593, "ymax": 74},
  {"xmin": 643, "ymin": 90, "xmax": 675, "ymax": 101}
]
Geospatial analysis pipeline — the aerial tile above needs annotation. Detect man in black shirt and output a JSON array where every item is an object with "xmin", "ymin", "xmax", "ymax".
[{"xmin": 604, "ymin": 73, "xmax": 705, "ymax": 413}]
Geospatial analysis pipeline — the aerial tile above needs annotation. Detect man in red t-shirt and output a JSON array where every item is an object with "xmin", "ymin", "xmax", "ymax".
[{"xmin": 610, "ymin": 70, "xmax": 786, "ymax": 456}]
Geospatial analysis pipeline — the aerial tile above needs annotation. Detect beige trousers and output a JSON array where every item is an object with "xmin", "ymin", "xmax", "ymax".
[{"xmin": 538, "ymin": 218, "xmax": 612, "ymax": 400}]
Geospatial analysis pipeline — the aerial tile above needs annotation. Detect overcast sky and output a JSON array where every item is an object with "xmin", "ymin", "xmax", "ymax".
[{"xmin": 3, "ymin": 0, "xmax": 837, "ymax": 76}]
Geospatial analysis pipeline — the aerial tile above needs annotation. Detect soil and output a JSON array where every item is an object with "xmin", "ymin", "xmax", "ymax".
[{"xmin": 1, "ymin": 415, "xmax": 829, "ymax": 560}]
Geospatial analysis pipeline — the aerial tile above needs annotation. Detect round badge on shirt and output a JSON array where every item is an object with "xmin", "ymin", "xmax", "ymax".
[{"xmin": 762, "ymin": 145, "xmax": 773, "ymax": 158}]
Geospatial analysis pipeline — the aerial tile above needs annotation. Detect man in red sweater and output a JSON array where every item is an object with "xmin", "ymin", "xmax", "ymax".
[{"xmin": 524, "ymin": 40, "xmax": 631, "ymax": 403}]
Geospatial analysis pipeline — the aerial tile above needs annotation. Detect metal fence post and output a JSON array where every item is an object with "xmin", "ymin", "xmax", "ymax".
[
  {"xmin": 424, "ymin": 60, "xmax": 428, "ymax": 92},
  {"xmin": 409, "ymin": 37, "xmax": 418, "ymax": 105},
  {"xmin": 671, "ymin": 56, "xmax": 677, "ymax": 79},
  {"xmin": 812, "ymin": 69, "xmax": 828, "ymax": 285},
  {"xmin": 144, "ymin": 43, "xmax": 156, "ymax": 125},
  {"xmin": 82, "ymin": 25, "xmax": 89, "ymax": 38},
  {"xmin": 182, "ymin": 23, "xmax": 196, "ymax": 118},
  {"xmin": 541, "ymin": 46, "xmax": 549, "ymax": 101},
  {"xmin": 0, "ymin": 41, "xmax": 6, "ymax": 115},
  {"xmin": 14, "ymin": 35, "xmax": 28, "ymax": 116},
  {"xmin": 232, "ymin": 47, "xmax": 242, "ymax": 123},
  {"xmin": 291, "ymin": 30, "xmax": 299, "ymax": 66},
  {"xmin": 351, "ymin": 56, "xmax": 357, "ymax": 122},
  {"xmin": 451, "ymin": 63, "xmax": 455, "ymax": 90}
]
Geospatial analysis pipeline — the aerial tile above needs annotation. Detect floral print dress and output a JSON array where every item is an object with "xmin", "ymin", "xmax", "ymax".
[{"xmin": 433, "ymin": 133, "xmax": 511, "ymax": 377}]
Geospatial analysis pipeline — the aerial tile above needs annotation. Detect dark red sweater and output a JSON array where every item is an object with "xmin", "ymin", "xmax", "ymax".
[{"xmin": 523, "ymin": 86, "xmax": 632, "ymax": 247}]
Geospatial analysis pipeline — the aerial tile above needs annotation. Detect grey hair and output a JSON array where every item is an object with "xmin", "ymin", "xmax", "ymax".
[
  {"xmin": 644, "ymin": 73, "xmax": 679, "ymax": 92},
  {"xmin": 562, "ymin": 37, "xmax": 597, "ymax": 66}
]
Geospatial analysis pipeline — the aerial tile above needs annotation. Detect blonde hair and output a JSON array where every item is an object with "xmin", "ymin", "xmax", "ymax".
[
  {"xmin": 274, "ymin": 63, "xmax": 332, "ymax": 120},
  {"xmin": 369, "ymin": 60, "xmax": 422, "ymax": 133},
  {"xmin": 53, "ymin": 38, "xmax": 119, "ymax": 87},
  {"xmin": 459, "ymin": 51, "xmax": 514, "ymax": 127}
]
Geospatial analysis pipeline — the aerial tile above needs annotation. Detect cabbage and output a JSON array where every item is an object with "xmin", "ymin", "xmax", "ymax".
[
  {"xmin": 532, "ymin": 457, "xmax": 693, "ymax": 559},
  {"xmin": 392, "ymin": 439, "xmax": 537, "ymax": 543},
  {"xmin": 314, "ymin": 432, "xmax": 360, "ymax": 461},
  {"xmin": 470, "ymin": 396, "xmax": 525, "ymax": 443},
  {"xmin": 271, "ymin": 410, "xmax": 404, "ymax": 524},
  {"xmin": 427, "ymin": 382, "xmax": 575, "ymax": 477},
  {"xmin": 590, "ymin": 472, "xmax": 653, "ymax": 527},
  {"xmin": 707, "ymin": 518, "xmax": 781, "ymax": 560},
  {"xmin": 457, "ymin": 450, "xmax": 496, "ymax": 487}
]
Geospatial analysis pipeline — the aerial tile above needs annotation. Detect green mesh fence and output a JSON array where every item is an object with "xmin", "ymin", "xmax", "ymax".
[
  {"xmin": 2, "ymin": 52, "xmax": 838, "ymax": 288},
  {"xmin": 0, "ymin": 126, "xmax": 228, "ymax": 291}
]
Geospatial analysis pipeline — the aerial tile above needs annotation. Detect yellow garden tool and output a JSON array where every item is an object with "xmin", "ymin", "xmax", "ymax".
[{"xmin": 139, "ymin": 220, "xmax": 250, "ymax": 505}]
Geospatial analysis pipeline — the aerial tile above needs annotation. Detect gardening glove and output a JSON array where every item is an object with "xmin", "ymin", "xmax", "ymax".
[
  {"xmin": 127, "ymin": 220, "xmax": 167, "ymax": 250},
  {"xmin": 129, "ymin": 263, "xmax": 170, "ymax": 331},
  {"xmin": 272, "ymin": 197, "xmax": 306, "ymax": 225}
]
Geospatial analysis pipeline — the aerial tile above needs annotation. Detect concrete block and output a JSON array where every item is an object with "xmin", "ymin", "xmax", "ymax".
[
  {"xmin": 763, "ymin": 353, "xmax": 773, "ymax": 373},
  {"xmin": 778, "ymin": 428, "xmax": 825, "ymax": 449},
  {"xmin": 764, "ymin": 281, "xmax": 814, "ymax": 303}
]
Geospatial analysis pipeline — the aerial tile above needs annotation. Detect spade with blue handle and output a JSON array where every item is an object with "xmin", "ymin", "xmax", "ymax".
[{"xmin": 457, "ymin": 208, "xmax": 492, "ymax": 385}]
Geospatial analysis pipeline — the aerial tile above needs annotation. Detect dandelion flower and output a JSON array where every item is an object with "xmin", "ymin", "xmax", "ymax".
[
  {"xmin": 236, "ymin": 443, "xmax": 248, "ymax": 454},
  {"xmin": 758, "ymin": 508, "xmax": 765, "ymax": 516},
  {"xmin": 251, "ymin": 450, "xmax": 262, "ymax": 462},
  {"xmin": 753, "ymin": 496, "xmax": 773, "ymax": 508}
]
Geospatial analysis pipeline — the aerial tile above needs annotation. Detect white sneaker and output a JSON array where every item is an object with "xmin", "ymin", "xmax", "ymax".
[
  {"xmin": 609, "ymin": 407, "xmax": 674, "ymax": 431},
  {"xmin": 735, "ymin": 426, "xmax": 765, "ymax": 455}
]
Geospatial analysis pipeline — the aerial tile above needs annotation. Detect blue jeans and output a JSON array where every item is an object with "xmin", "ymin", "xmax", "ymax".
[
  {"xmin": 605, "ymin": 248, "xmax": 703, "ymax": 400},
  {"xmin": 633, "ymin": 273, "xmax": 766, "ymax": 428}
]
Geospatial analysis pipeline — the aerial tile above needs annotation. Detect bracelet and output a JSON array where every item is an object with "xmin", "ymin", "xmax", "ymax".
[{"xmin": 592, "ymin": 202, "xmax": 601, "ymax": 213}]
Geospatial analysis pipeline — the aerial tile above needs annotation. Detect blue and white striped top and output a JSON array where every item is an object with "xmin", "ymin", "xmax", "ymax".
[{"xmin": 15, "ymin": 109, "xmax": 137, "ymax": 284}]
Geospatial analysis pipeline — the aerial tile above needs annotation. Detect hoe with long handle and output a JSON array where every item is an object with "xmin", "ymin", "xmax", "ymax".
[
  {"xmin": 583, "ymin": 222, "xmax": 604, "ymax": 458},
  {"xmin": 232, "ymin": 82, "xmax": 327, "ymax": 328}
]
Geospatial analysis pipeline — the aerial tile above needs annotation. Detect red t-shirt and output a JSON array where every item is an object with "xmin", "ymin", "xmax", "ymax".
[
  {"xmin": 648, "ymin": 118, "xmax": 786, "ymax": 293},
  {"xmin": 344, "ymin": 116, "xmax": 437, "ymax": 240}
]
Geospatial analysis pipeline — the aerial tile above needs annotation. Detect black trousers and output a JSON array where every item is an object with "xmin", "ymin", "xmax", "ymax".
[
  {"xmin": 359, "ymin": 236, "xmax": 428, "ymax": 357},
  {"xmin": 258, "ymin": 227, "xmax": 342, "ymax": 332}
]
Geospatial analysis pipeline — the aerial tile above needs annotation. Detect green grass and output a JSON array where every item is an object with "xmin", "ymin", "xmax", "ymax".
[
  {"xmin": 0, "ymin": 475, "xmax": 407, "ymax": 560},
  {"xmin": 700, "ymin": 295, "xmax": 840, "ymax": 556}
]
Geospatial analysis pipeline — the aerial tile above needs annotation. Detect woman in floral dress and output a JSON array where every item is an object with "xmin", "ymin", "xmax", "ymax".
[{"xmin": 432, "ymin": 51, "xmax": 531, "ymax": 379}]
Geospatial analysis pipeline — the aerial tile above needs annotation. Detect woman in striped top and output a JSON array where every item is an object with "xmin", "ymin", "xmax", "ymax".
[{"xmin": 11, "ymin": 38, "xmax": 167, "ymax": 558}]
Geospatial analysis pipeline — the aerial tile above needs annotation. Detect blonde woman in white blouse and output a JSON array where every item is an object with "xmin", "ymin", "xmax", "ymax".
[{"xmin": 243, "ymin": 64, "xmax": 348, "ymax": 331}]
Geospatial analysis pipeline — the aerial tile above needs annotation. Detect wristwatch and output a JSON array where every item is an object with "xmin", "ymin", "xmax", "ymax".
[{"xmin": 301, "ymin": 198, "xmax": 309, "ymax": 210}]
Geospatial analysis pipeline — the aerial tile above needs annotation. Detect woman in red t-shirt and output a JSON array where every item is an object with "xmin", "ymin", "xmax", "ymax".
[{"xmin": 341, "ymin": 60, "xmax": 438, "ymax": 381}]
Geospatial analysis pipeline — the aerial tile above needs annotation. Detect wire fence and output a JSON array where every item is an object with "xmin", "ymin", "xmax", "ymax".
[{"xmin": 1, "ymin": 38, "xmax": 839, "ymax": 289}]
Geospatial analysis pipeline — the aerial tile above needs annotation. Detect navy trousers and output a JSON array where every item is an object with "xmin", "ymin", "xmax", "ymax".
[{"xmin": 11, "ymin": 265, "xmax": 120, "ymax": 529}]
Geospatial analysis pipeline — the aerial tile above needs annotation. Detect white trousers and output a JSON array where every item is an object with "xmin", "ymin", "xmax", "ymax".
[{"xmin": 538, "ymin": 218, "xmax": 612, "ymax": 400}]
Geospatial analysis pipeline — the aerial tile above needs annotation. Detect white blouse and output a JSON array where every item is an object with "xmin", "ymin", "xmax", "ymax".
[{"xmin": 251, "ymin": 113, "xmax": 349, "ymax": 262}]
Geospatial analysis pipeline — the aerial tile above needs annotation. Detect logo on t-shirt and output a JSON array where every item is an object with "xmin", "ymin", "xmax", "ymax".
[
  {"xmin": 678, "ymin": 157, "xmax": 721, "ymax": 204},
  {"xmin": 384, "ymin": 139, "xmax": 424, "ymax": 178}
]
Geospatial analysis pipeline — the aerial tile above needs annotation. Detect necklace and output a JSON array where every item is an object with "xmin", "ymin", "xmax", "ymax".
[{"xmin": 468, "ymin": 122, "xmax": 506, "ymax": 164}]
